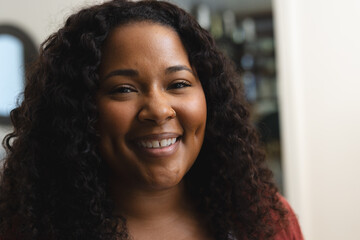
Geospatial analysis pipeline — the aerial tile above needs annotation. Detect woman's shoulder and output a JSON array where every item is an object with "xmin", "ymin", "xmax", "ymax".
[{"xmin": 274, "ymin": 195, "xmax": 304, "ymax": 240}]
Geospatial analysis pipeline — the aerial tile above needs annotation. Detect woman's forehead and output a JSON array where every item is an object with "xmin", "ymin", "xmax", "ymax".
[{"xmin": 99, "ymin": 22, "xmax": 193, "ymax": 76}]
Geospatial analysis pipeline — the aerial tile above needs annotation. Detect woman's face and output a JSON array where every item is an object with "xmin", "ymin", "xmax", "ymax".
[{"xmin": 96, "ymin": 22, "xmax": 207, "ymax": 190}]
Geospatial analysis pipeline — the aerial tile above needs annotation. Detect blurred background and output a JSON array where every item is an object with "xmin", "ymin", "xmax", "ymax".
[{"xmin": 0, "ymin": 0, "xmax": 359, "ymax": 239}]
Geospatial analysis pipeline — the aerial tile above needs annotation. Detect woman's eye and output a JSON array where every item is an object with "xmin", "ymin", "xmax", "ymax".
[
  {"xmin": 110, "ymin": 86, "xmax": 137, "ymax": 94},
  {"xmin": 168, "ymin": 81, "xmax": 191, "ymax": 90}
]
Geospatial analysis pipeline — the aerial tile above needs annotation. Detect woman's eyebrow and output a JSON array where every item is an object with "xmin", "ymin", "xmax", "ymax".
[
  {"xmin": 104, "ymin": 69, "xmax": 139, "ymax": 80},
  {"xmin": 165, "ymin": 65, "xmax": 194, "ymax": 75},
  {"xmin": 103, "ymin": 65, "xmax": 194, "ymax": 80}
]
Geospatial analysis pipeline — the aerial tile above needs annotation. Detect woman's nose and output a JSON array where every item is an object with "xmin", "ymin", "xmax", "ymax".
[{"xmin": 137, "ymin": 90, "xmax": 176, "ymax": 125}]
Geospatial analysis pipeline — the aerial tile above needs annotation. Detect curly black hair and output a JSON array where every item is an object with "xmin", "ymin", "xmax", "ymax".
[{"xmin": 0, "ymin": 1, "xmax": 287, "ymax": 239}]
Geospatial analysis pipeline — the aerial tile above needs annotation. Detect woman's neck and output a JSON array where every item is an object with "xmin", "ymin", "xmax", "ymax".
[
  {"xmin": 108, "ymin": 179, "xmax": 213, "ymax": 240},
  {"xmin": 110, "ymin": 180, "xmax": 192, "ymax": 221}
]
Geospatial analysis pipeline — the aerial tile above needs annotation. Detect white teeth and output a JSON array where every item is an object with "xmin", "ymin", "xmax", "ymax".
[
  {"xmin": 152, "ymin": 140, "xmax": 160, "ymax": 148},
  {"xmin": 160, "ymin": 139, "xmax": 168, "ymax": 147},
  {"xmin": 139, "ymin": 138, "xmax": 177, "ymax": 148}
]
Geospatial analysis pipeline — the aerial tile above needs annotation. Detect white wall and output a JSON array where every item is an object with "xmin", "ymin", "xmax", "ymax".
[
  {"xmin": 0, "ymin": 0, "xmax": 106, "ymax": 46},
  {"xmin": 273, "ymin": 0, "xmax": 360, "ymax": 239}
]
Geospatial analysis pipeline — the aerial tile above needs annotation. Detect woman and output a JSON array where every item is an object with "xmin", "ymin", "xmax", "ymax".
[{"xmin": 0, "ymin": 0, "xmax": 303, "ymax": 239}]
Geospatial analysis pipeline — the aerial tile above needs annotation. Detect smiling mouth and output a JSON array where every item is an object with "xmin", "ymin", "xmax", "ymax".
[{"xmin": 138, "ymin": 137, "xmax": 178, "ymax": 149}]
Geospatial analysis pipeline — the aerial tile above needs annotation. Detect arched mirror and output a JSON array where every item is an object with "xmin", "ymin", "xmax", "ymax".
[{"xmin": 0, "ymin": 25, "xmax": 37, "ymax": 125}]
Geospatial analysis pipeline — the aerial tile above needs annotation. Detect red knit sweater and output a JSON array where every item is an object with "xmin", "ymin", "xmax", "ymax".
[{"xmin": 274, "ymin": 195, "xmax": 304, "ymax": 240}]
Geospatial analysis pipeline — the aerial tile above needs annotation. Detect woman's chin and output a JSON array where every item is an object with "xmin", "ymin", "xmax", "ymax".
[{"xmin": 144, "ymin": 172, "xmax": 184, "ymax": 191}]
